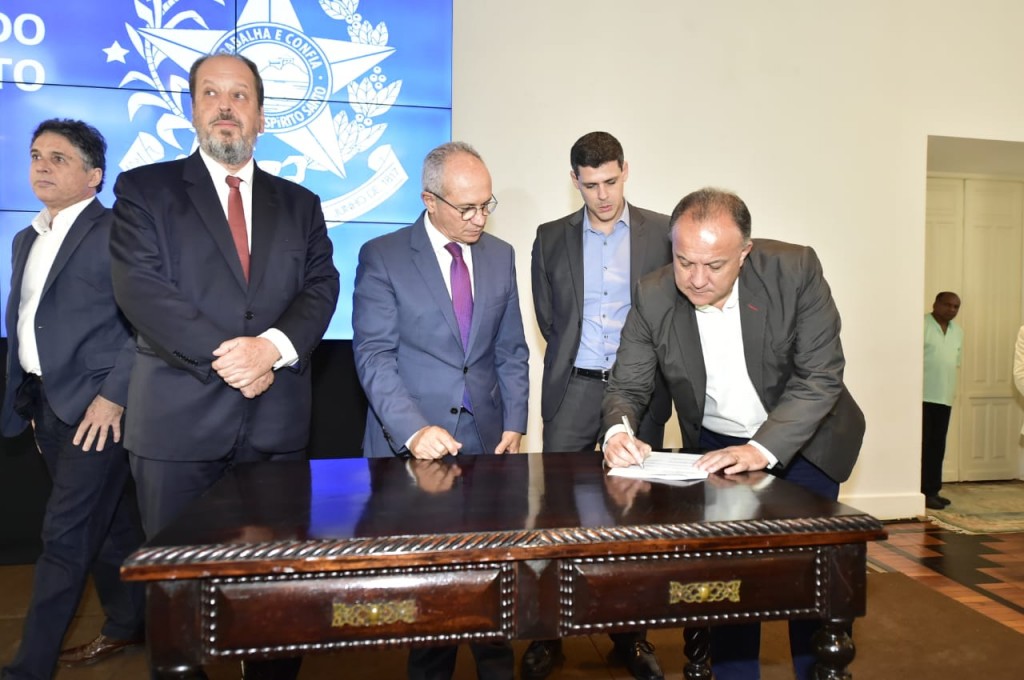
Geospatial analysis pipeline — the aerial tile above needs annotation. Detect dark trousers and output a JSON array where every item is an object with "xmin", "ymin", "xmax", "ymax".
[
  {"xmin": 921, "ymin": 402, "xmax": 952, "ymax": 497},
  {"xmin": 544, "ymin": 372, "xmax": 664, "ymax": 452},
  {"xmin": 130, "ymin": 439, "xmax": 305, "ymax": 680},
  {"xmin": 2, "ymin": 377, "xmax": 145, "ymax": 680},
  {"xmin": 408, "ymin": 642, "xmax": 513, "ymax": 680},
  {"xmin": 700, "ymin": 429, "xmax": 839, "ymax": 680}
]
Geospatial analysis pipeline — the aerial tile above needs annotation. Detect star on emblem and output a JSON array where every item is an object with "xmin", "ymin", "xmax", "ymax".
[
  {"xmin": 135, "ymin": 0, "xmax": 394, "ymax": 178},
  {"xmin": 103, "ymin": 40, "xmax": 130, "ymax": 63}
]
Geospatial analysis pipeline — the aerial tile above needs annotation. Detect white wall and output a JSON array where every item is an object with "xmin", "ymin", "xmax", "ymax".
[{"xmin": 452, "ymin": 0, "xmax": 1024, "ymax": 519}]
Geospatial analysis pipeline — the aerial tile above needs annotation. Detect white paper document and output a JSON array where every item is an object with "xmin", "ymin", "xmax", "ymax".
[{"xmin": 607, "ymin": 451, "xmax": 709, "ymax": 481}]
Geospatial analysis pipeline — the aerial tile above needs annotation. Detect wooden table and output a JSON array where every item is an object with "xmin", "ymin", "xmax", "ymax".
[{"xmin": 122, "ymin": 453, "xmax": 885, "ymax": 679}]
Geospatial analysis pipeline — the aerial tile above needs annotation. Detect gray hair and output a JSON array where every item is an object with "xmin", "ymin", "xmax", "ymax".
[{"xmin": 422, "ymin": 141, "xmax": 482, "ymax": 194}]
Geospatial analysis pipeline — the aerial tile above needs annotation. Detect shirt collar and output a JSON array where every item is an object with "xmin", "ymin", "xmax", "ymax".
[
  {"xmin": 695, "ymin": 280, "xmax": 740, "ymax": 313},
  {"xmin": 582, "ymin": 202, "xmax": 631, "ymax": 235},
  {"xmin": 199, "ymin": 148, "xmax": 255, "ymax": 186},
  {"xmin": 31, "ymin": 196, "xmax": 94, "ymax": 236},
  {"xmin": 424, "ymin": 211, "xmax": 466, "ymax": 252}
]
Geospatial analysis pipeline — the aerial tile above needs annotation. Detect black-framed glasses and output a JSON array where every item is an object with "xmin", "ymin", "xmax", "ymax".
[{"xmin": 427, "ymin": 191, "xmax": 498, "ymax": 221}]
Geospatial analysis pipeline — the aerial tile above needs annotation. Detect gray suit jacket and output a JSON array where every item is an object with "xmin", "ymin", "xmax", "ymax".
[
  {"xmin": 2, "ymin": 199, "xmax": 135, "ymax": 436},
  {"xmin": 603, "ymin": 239, "xmax": 865, "ymax": 483},
  {"xmin": 531, "ymin": 204, "xmax": 672, "ymax": 423},
  {"xmin": 353, "ymin": 214, "xmax": 530, "ymax": 457}
]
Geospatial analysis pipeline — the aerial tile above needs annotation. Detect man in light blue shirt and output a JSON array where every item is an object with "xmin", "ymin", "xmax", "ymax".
[
  {"xmin": 922, "ymin": 291, "xmax": 963, "ymax": 509},
  {"xmin": 529, "ymin": 132, "xmax": 671, "ymax": 680}
]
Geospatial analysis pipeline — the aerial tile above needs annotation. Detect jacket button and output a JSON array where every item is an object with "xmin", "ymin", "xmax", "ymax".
[
  {"xmin": 244, "ymin": 311, "xmax": 254, "ymax": 320},
  {"xmin": 463, "ymin": 366, "xmax": 468, "ymax": 374},
  {"xmin": 450, "ymin": 407, "xmax": 458, "ymax": 414}
]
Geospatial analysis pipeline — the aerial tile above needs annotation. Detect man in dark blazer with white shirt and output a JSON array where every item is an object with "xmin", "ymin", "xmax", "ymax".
[
  {"xmin": 110, "ymin": 53, "xmax": 339, "ymax": 535},
  {"xmin": 526, "ymin": 132, "xmax": 670, "ymax": 680},
  {"xmin": 110, "ymin": 54, "xmax": 338, "ymax": 679},
  {"xmin": 603, "ymin": 187, "xmax": 865, "ymax": 680},
  {"xmin": 2, "ymin": 119, "xmax": 145, "ymax": 680}
]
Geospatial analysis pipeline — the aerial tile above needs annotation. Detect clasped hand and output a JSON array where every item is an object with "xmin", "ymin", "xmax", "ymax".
[{"xmin": 212, "ymin": 336, "xmax": 279, "ymax": 398}]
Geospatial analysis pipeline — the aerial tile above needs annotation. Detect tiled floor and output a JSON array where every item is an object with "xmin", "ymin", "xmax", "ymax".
[{"xmin": 867, "ymin": 520, "xmax": 1024, "ymax": 634}]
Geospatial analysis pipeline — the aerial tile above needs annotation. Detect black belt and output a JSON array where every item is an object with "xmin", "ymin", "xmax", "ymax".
[{"xmin": 571, "ymin": 367, "xmax": 610, "ymax": 382}]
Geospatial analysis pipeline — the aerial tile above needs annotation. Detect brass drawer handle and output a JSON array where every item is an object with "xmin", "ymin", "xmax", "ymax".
[
  {"xmin": 332, "ymin": 600, "xmax": 419, "ymax": 627},
  {"xmin": 669, "ymin": 580, "xmax": 741, "ymax": 604}
]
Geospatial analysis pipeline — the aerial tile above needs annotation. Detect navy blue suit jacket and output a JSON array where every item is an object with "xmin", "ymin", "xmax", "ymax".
[
  {"xmin": 110, "ymin": 152, "xmax": 339, "ymax": 460},
  {"xmin": 2, "ymin": 198, "xmax": 134, "ymax": 436}
]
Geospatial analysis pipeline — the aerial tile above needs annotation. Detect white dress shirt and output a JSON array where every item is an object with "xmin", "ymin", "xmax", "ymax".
[
  {"xmin": 17, "ymin": 196, "xmax": 94, "ymax": 376},
  {"xmin": 424, "ymin": 211, "xmax": 475, "ymax": 297},
  {"xmin": 198, "ymin": 149, "xmax": 297, "ymax": 369},
  {"xmin": 695, "ymin": 283, "xmax": 777, "ymax": 466}
]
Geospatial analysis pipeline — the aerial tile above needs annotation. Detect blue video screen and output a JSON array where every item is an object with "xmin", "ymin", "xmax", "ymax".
[{"xmin": 0, "ymin": 0, "xmax": 453, "ymax": 338}]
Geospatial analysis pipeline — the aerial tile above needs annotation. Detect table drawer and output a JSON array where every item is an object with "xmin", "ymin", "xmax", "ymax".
[
  {"xmin": 202, "ymin": 563, "xmax": 514, "ymax": 655},
  {"xmin": 560, "ymin": 547, "xmax": 823, "ymax": 633}
]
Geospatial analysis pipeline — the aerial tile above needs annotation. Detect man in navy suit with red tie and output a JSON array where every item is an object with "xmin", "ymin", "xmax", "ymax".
[
  {"xmin": 110, "ymin": 54, "xmax": 339, "ymax": 680},
  {"xmin": 2, "ymin": 119, "xmax": 145, "ymax": 679}
]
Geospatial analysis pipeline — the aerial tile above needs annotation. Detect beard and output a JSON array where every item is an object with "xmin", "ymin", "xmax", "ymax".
[
  {"xmin": 197, "ymin": 114, "xmax": 255, "ymax": 167},
  {"xmin": 200, "ymin": 130, "xmax": 254, "ymax": 167}
]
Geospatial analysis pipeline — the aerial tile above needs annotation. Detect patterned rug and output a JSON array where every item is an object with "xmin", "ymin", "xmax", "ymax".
[{"xmin": 927, "ymin": 480, "xmax": 1024, "ymax": 534}]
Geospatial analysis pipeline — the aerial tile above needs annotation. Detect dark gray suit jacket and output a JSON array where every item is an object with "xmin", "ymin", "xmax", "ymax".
[
  {"xmin": 110, "ymin": 152, "xmax": 339, "ymax": 460},
  {"xmin": 531, "ymin": 204, "xmax": 672, "ymax": 424},
  {"xmin": 2, "ymin": 198, "xmax": 134, "ymax": 436},
  {"xmin": 603, "ymin": 239, "xmax": 864, "ymax": 483}
]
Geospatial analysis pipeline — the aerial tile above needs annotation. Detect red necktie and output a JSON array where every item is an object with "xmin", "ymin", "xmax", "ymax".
[
  {"xmin": 444, "ymin": 242, "xmax": 473, "ymax": 411},
  {"xmin": 225, "ymin": 175, "xmax": 250, "ymax": 281}
]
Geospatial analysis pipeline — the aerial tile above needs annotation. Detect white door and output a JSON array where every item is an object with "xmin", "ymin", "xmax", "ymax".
[
  {"xmin": 924, "ymin": 178, "xmax": 964, "ymax": 476},
  {"xmin": 925, "ymin": 177, "xmax": 1022, "ymax": 481},
  {"xmin": 959, "ymin": 179, "xmax": 1022, "ymax": 480}
]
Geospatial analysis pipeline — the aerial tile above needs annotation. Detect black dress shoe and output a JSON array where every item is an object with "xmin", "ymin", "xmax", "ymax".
[
  {"xmin": 925, "ymin": 495, "xmax": 945, "ymax": 510},
  {"xmin": 521, "ymin": 639, "xmax": 564, "ymax": 680},
  {"xmin": 611, "ymin": 639, "xmax": 664, "ymax": 680},
  {"xmin": 936, "ymin": 495, "xmax": 951, "ymax": 506}
]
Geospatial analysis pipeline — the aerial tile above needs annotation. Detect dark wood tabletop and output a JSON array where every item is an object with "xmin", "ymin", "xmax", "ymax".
[{"xmin": 123, "ymin": 452, "xmax": 885, "ymax": 581}]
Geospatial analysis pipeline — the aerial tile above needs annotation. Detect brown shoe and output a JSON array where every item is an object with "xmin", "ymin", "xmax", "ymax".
[{"xmin": 58, "ymin": 634, "xmax": 143, "ymax": 667}]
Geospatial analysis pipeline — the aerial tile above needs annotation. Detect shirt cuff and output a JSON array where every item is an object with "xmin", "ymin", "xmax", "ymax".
[
  {"xmin": 603, "ymin": 423, "xmax": 629, "ymax": 447},
  {"xmin": 259, "ymin": 328, "xmax": 298, "ymax": 369},
  {"xmin": 748, "ymin": 439, "xmax": 780, "ymax": 469}
]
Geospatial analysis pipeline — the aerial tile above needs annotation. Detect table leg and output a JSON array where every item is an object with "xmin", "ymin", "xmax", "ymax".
[
  {"xmin": 812, "ymin": 618, "xmax": 855, "ymax": 680},
  {"xmin": 682, "ymin": 626, "xmax": 713, "ymax": 679}
]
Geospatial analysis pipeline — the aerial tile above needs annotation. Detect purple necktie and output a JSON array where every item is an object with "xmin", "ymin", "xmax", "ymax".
[{"xmin": 445, "ymin": 242, "xmax": 473, "ymax": 411}]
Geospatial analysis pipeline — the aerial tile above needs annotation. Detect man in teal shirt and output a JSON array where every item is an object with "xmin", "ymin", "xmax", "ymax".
[{"xmin": 922, "ymin": 291, "xmax": 963, "ymax": 509}]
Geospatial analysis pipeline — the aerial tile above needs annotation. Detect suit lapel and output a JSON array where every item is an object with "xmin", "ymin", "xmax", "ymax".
[
  {"xmin": 738, "ymin": 261, "xmax": 770, "ymax": 397},
  {"xmin": 672, "ymin": 290, "xmax": 708, "ymax": 420},
  {"xmin": 183, "ymin": 152, "xmax": 249, "ymax": 290},
  {"xmin": 465, "ymin": 236, "xmax": 496, "ymax": 356},
  {"xmin": 410, "ymin": 218, "xmax": 463, "ymax": 349},
  {"xmin": 628, "ymin": 203, "xmax": 646, "ymax": 287},
  {"xmin": 247, "ymin": 166, "xmax": 278, "ymax": 296},
  {"xmin": 40, "ymin": 198, "xmax": 104, "ymax": 298},
  {"xmin": 6, "ymin": 228, "xmax": 36, "ymax": 353},
  {"xmin": 564, "ymin": 209, "xmax": 585, "ymax": 316}
]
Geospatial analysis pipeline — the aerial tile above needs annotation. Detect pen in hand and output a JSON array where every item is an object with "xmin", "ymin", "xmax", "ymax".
[{"xmin": 621, "ymin": 415, "xmax": 644, "ymax": 469}]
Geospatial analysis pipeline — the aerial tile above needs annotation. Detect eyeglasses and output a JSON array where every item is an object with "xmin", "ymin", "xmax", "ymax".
[{"xmin": 427, "ymin": 191, "xmax": 498, "ymax": 221}]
